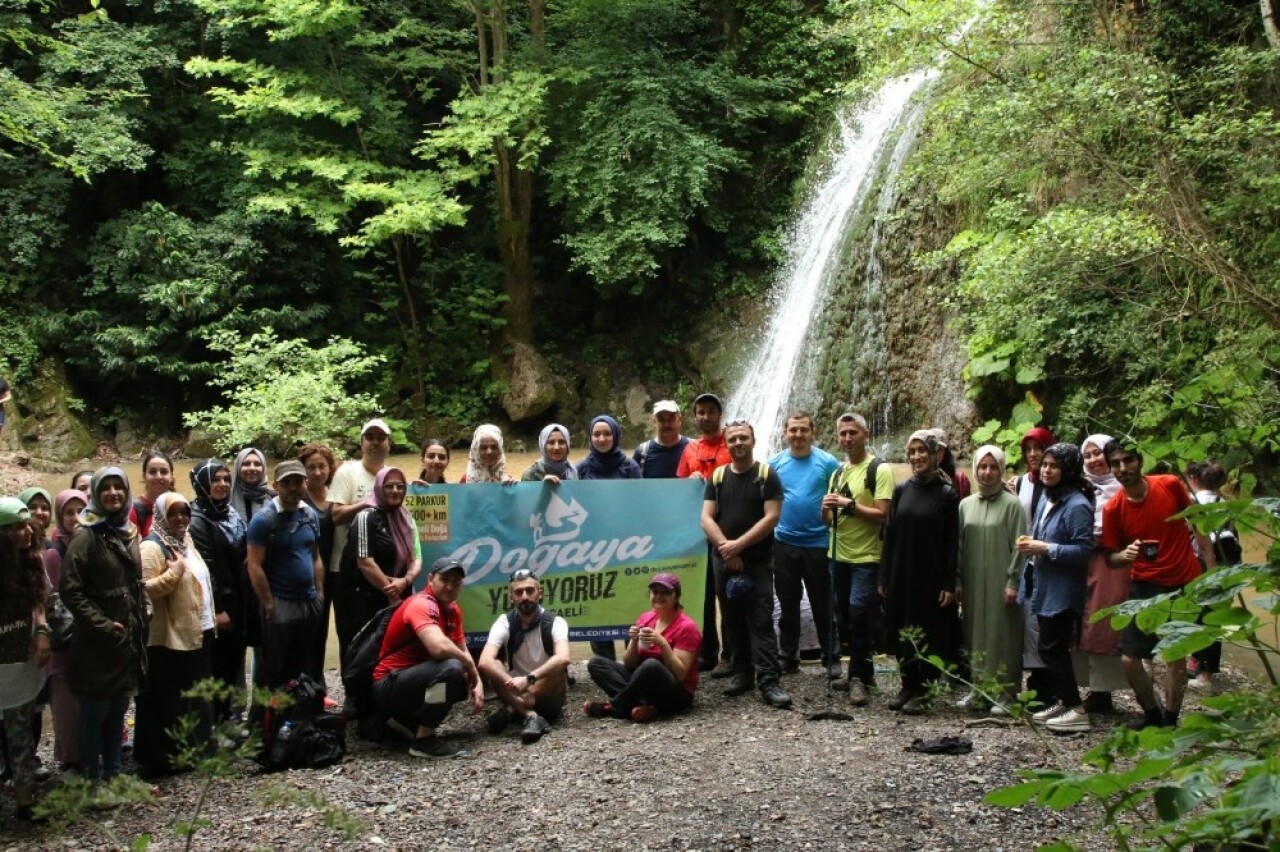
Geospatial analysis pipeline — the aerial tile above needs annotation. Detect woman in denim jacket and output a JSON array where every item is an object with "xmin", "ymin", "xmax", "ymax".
[{"xmin": 1015, "ymin": 443, "xmax": 1095, "ymax": 734}]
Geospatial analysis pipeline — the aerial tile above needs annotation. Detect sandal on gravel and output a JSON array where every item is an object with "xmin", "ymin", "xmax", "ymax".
[{"xmin": 907, "ymin": 736, "xmax": 973, "ymax": 755}]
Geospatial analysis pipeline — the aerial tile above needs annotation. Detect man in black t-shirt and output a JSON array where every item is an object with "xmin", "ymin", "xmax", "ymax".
[{"xmin": 700, "ymin": 421, "xmax": 791, "ymax": 709}]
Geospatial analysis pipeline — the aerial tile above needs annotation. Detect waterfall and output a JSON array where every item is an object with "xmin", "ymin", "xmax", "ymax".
[{"xmin": 724, "ymin": 71, "xmax": 936, "ymax": 454}]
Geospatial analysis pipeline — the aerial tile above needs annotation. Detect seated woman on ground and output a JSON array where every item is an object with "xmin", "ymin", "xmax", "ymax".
[
  {"xmin": 461, "ymin": 425, "xmax": 514, "ymax": 484},
  {"xmin": 414, "ymin": 439, "xmax": 451, "ymax": 486},
  {"xmin": 521, "ymin": 424, "xmax": 578, "ymax": 485},
  {"xmin": 583, "ymin": 573, "xmax": 702, "ymax": 723}
]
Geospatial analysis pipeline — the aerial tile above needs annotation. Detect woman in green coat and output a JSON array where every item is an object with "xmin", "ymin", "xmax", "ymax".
[{"xmin": 956, "ymin": 444, "xmax": 1025, "ymax": 711}]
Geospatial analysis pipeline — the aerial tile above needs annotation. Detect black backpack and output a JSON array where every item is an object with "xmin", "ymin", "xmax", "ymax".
[
  {"xmin": 503, "ymin": 610, "xmax": 556, "ymax": 664},
  {"xmin": 341, "ymin": 600, "xmax": 406, "ymax": 714},
  {"xmin": 259, "ymin": 673, "xmax": 346, "ymax": 771}
]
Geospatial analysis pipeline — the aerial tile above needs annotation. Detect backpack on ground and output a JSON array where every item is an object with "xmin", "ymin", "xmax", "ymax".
[{"xmin": 258, "ymin": 673, "xmax": 346, "ymax": 771}]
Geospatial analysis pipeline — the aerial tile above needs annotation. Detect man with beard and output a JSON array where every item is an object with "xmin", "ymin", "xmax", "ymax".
[
  {"xmin": 701, "ymin": 421, "xmax": 792, "ymax": 709},
  {"xmin": 1101, "ymin": 438, "xmax": 1213, "ymax": 729},
  {"xmin": 372, "ymin": 558, "xmax": 484, "ymax": 758},
  {"xmin": 677, "ymin": 392, "xmax": 733, "ymax": 674},
  {"xmin": 477, "ymin": 569, "xmax": 571, "ymax": 744}
]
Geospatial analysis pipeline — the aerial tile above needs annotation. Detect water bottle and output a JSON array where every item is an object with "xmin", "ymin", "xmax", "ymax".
[{"xmin": 269, "ymin": 720, "xmax": 294, "ymax": 767}]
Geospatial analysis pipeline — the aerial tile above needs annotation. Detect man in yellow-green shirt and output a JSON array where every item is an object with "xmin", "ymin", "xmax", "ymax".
[{"xmin": 821, "ymin": 413, "xmax": 895, "ymax": 706}]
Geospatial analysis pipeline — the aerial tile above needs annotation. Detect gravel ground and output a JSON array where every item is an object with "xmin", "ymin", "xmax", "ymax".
[{"xmin": 8, "ymin": 657, "xmax": 1226, "ymax": 852}]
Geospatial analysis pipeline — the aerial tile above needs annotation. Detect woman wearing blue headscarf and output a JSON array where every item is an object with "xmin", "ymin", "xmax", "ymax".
[
  {"xmin": 522, "ymin": 423, "xmax": 579, "ymax": 484},
  {"xmin": 60, "ymin": 467, "xmax": 148, "ymax": 790}
]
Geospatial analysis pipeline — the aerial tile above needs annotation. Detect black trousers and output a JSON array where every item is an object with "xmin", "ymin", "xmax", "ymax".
[
  {"xmin": 134, "ymin": 632, "xmax": 213, "ymax": 775},
  {"xmin": 699, "ymin": 552, "xmax": 724, "ymax": 665},
  {"xmin": 255, "ymin": 597, "xmax": 323, "ymax": 693},
  {"xmin": 712, "ymin": 553, "xmax": 782, "ymax": 688},
  {"xmin": 372, "ymin": 658, "xmax": 468, "ymax": 731},
  {"xmin": 1037, "ymin": 610, "xmax": 1082, "ymax": 708},
  {"xmin": 774, "ymin": 542, "xmax": 834, "ymax": 665},
  {"xmin": 586, "ymin": 657, "xmax": 693, "ymax": 716}
]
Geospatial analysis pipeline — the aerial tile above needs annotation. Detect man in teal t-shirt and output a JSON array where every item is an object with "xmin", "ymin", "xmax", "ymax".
[
  {"xmin": 821, "ymin": 413, "xmax": 895, "ymax": 705},
  {"xmin": 768, "ymin": 411, "xmax": 840, "ymax": 676}
]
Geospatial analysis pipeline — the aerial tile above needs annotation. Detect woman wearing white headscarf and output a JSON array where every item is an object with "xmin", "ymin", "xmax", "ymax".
[
  {"xmin": 1072, "ymin": 433, "xmax": 1130, "ymax": 713},
  {"xmin": 135, "ymin": 492, "xmax": 214, "ymax": 777},
  {"xmin": 956, "ymin": 444, "xmax": 1026, "ymax": 711},
  {"xmin": 462, "ymin": 424, "xmax": 514, "ymax": 484}
]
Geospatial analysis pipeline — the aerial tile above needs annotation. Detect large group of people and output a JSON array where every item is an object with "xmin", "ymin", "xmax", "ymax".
[{"xmin": 0, "ymin": 397, "xmax": 1239, "ymax": 821}]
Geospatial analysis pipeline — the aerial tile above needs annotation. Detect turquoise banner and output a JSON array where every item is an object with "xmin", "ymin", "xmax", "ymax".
[{"xmin": 406, "ymin": 480, "xmax": 707, "ymax": 644}]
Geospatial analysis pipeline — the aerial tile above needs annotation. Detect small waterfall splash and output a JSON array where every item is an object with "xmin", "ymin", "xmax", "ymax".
[{"xmin": 724, "ymin": 71, "xmax": 935, "ymax": 454}]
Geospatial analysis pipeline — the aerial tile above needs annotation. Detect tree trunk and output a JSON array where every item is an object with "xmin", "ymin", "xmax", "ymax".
[{"xmin": 1264, "ymin": 0, "xmax": 1280, "ymax": 50}]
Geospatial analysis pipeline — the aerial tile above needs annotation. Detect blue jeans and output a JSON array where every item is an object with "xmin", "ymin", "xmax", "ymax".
[
  {"xmin": 79, "ymin": 694, "xmax": 129, "ymax": 781},
  {"xmin": 844, "ymin": 561, "xmax": 880, "ymax": 684}
]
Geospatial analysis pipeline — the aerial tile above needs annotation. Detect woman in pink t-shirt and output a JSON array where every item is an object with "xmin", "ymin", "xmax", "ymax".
[{"xmin": 583, "ymin": 573, "xmax": 702, "ymax": 723}]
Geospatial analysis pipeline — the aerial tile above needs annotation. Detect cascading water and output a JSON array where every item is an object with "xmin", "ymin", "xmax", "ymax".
[{"xmin": 724, "ymin": 71, "xmax": 936, "ymax": 454}]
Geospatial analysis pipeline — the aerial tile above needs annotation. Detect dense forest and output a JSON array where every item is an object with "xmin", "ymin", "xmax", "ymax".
[{"xmin": 3, "ymin": 0, "xmax": 1280, "ymax": 476}]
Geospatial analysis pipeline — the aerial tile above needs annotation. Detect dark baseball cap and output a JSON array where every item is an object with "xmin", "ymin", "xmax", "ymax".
[
  {"xmin": 693, "ymin": 392, "xmax": 723, "ymax": 411},
  {"xmin": 430, "ymin": 557, "xmax": 466, "ymax": 578}
]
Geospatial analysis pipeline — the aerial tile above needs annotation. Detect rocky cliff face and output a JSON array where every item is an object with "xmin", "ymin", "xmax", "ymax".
[{"xmin": 1, "ymin": 361, "xmax": 98, "ymax": 465}]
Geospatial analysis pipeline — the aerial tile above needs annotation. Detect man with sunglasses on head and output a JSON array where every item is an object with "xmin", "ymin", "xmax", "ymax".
[
  {"xmin": 477, "ymin": 569, "xmax": 571, "ymax": 744},
  {"xmin": 676, "ymin": 392, "xmax": 733, "ymax": 675}
]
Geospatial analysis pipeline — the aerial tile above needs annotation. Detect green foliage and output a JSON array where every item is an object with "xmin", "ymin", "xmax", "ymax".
[
  {"xmin": 183, "ymin": 327, "xmax": 385, "ymax": 454},
  {"xmin": 981, "ymin": 497, "xmax": 1280, "ymax": 851},
  {"xmin": 904, "ymin": 0, "xmax": 1280, "ymax": 467}
]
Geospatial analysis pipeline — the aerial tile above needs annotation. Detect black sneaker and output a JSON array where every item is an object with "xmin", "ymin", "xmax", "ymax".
[
  {"xmin": 708, "ymin": 660, "xmax": 736, "ymax": 680},
  {"xmin": 1161, "ymin": 709, "xmax": 1180, "ymax": 728},
  {"xmin": 486, "ymin": 707, "xmax": 515, "ymax": 735},
  {"xmin": 1126, "ymin": 707, "xmax": 1165, "ymax": 731},
  {"xmin": 723, "ymin": 676, "xmax": 754, "ymax": 697},
  {"xmin": 408, "ymin": 736, "xmax": 467, "ymax": 759},
  {"xmin": 888, "ymin": 688, "xmax": 913, "ymax": 711},
  {"xmin": 1082, "ymin": 691, "xmax": 1114, "ymax": 714},
  {"xmin": 761, "ymin": 685, "xmax": 793, "ymax": 709},
  {"xmin": 520, "ymin": 714, "xmax": 551, "ymax": 744}
]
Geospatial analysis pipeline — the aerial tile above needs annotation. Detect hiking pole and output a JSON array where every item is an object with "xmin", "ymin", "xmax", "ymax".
[{"xmin": 807, "ymin": 499, "xmax": 853, "ymax": 722}]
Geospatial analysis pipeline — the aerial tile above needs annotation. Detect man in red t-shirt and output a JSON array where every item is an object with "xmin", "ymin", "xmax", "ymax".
[
  {"xmin": 372, "ymin": 558, "xmax": 484, "ymax": 758},
  {"xmin": 676, "ymin": 392, "xmax": 733, "ymax": 674},
  {"xmin": 1101, "ymin": 439, "xmax": 1214, "ymax": 729}
]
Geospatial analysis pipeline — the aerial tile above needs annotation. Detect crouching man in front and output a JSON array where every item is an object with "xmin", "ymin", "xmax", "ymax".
[
  {"xmin": 477, "ymin": 568, "xmax": 571, "ymax": 744},
  {"xmin": 371, "ymin": 558, "xmax": 483, "ymax": 758}
]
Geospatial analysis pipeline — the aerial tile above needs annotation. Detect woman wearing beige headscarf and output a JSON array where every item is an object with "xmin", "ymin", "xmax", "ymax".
[
  {"xmin": 1071, "ymin": 433, "xmax": 1129, "ymax": 714},
  {"xmin": 956, "ymin": 445, "xmax": 1026, "ymax": 711}
]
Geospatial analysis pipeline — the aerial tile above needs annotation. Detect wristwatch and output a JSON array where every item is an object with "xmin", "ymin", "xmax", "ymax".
[{"xmin": 526, "ymin": 672, "xmax": 538, "ymax": 685}]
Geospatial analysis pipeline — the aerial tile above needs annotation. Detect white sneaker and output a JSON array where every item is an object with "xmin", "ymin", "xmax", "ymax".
[
  {"xmin": 1187, "ymin": 674, "xmax": 1215, "ymax": 694},
  {"xmin": 989, "ymin": 702, "xmax": 1012, "ymax": 717},
  {"xmin": 1046, "ymin": 708, "xmax": 1092, "ymax": 734},
  {"xmin": 1031, "ymin": 702, "xmax": 1066, "ymax": 724}
]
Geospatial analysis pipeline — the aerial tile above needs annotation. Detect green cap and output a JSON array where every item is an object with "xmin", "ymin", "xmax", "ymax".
[{"xmin": 0, "ymin": 497, "xmax": 31, "ymax": 527}]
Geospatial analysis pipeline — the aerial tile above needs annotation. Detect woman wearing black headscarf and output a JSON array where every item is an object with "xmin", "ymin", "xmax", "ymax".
[
  {"xmin": 1015, "ymin": 443, "xmax": 1095, "ymax": 734},
  {"xmin": 879, "ymin": 430, "xmax": 960, "ymax": 714},
  {"xmin": 60, "ymin": 467, "xmax": 148, "ymax": 789},
  {"xmin": 188, "ymin": 459, "xmax": 249, "ymax": 719}
]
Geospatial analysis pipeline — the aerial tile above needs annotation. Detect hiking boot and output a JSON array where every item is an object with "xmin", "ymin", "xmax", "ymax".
[
  {"xmin": 888, "ymin": 688, "xmax": 913, "ymax": 711},
  {"xmin": 848, "ymin": 680, "xmax": 870, "ymax": 707},
  {"xmin": 1126, "ymin": 707, "xmax": 1165, "ymax": 730},
  {"xmin": 900, "ymin": 695, "xmax": 929, "ymax": 716},
  {"xmin": 709, "ymin": 660, "xmax": 736, "ymax": 680},
  {"xmin": 1030, "ymin": 702, "xmax": 1067, "ymax": 724},
  {"xmin": 520, "ymin": 714, "xmax": 551, "ymax": 744},
  {"xmin": 583, "ymin": 700, "xmax": 615, "ymax": 719},
  {"xmin": 486, "ymin": 707, "xmax": 515, "ymax": 735},
  {"xmin": 630, "ymin": 704, "xmax": 658, "ymax": 724},
  {"xmin": 1045, "ymin": 709, "xmax": 1091, "ymax": 734},
  {"xmin": 1161, "ymin": 709, "xmax": 1180, "ymax": 728},
  {"xmin": 723, "ymin": 676, "xmax": 754, "ymax": 697},
  {"xmin": 408, "ymin": 735, "xmax": 467, "ymax": 759},
  {"xmin": 761, "ymin": 685, "xmax": 793, "ymax": 709},
  {"xmin": 826, "ymin": 662, "xmax": 844, "ymax": 680},
  {"xmin": 781, "ymin": 657, "xmax": 801, "ymax": 675}
]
